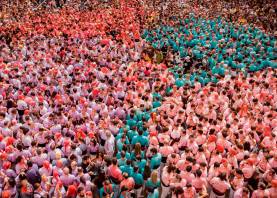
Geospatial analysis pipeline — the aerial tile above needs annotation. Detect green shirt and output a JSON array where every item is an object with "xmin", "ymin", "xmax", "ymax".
[
  {"xmin": 175, "ymin": 78, "xmax": 185, "ymax": 87},
  {"xmin": 132, "ymin": 172, "xmax": 144, "ymax": 185},
  {"xmin": 150, "ymin": 153, "xmax": 162, "ymax": 169},
  {"xmin": 146, "ymin": 179, "xmax": 161, "ymax": 190},
  {"xmin": 120, "ymin": 165, "xmax": 134, "ymax": 177}
]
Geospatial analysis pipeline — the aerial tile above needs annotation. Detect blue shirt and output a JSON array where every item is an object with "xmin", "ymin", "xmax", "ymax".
[{"xmin": 132, "ymin": 172, "xmax": 144, "ymax": 185}]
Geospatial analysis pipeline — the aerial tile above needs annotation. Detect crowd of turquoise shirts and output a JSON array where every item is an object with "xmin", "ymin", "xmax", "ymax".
[
  {"xmin": 142, "ymin": 15, "xmax": 276, "ymax": 87},
  {"xmin": 100, "ymin": 93, "xmax": 163, "ymax": 198}
]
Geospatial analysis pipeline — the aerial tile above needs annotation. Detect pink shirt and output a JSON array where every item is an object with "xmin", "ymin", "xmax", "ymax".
[
  {"xmin": 269, "ymin": 158, "xmax": 277, "ymax": 168},
  {"xmin": 120, "ymin": 177, "xmax": 134, "ymax": 190},
  {"xmin": 183, "ymin": 187, "xmax": 196, "ymax": 198},
  {"xmin": 234, "ymin": 188, "xmax": 249, "ymax": 198},
  {"xmin": 251, "ymin": 189, "xmax": 270, "ymax": 198},
  {"xmin": 180, "ymin": 171, "xmax": 195, "ymax": 184},
  {"xmin": 161, "ymin": 170, "xmax": 175, "ymax": 186},
  {"xmin": 60, "ymin": 174, "xmax": 75, "ymax": 187},
  {"xmin": 232, "ymin": 176, "xmax": 244, "ymax": 190},
  {"xmin": 242, "ymin": 165, "xmax": 255, "ymax": 179},
  {"xmin": 210, "ymin": 177, "xmax": 230, "ymax": 193},
  {"xmin": 108, "ymin": 165, "xmax": 122, "ymax": 181},
  {"xmin": 176, "ymin": 160, "xmax": 187, "ymax": 171},
  {"xmin": 269, "ymin": 187, "xmax": 277, "ymax": 198},
  {"xmin": 192, "ymin": 177, "xmax": 207, "ymax": 191},
  {"xmin": 159, "ymin": 146, "xmax": 174, "ymax": 157},
  {"xmin": 167, "ymin": 154, "xmax": 180, "ymax": 164},
  {"xmin": 195, "ymin": 135, "xmax": 206, "ymax": 145}
]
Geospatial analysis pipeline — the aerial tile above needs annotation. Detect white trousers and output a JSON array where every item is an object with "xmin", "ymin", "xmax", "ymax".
[{"xmin": 160, "ymin": 183, "xmax": 170, "ymax": 198}]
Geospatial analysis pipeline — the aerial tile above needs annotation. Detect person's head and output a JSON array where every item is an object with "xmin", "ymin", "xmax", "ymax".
[
  {"xmin": 63, "ymin": 167, "xmax": 70, "ymax": 175},
  {"xmin": 126, "ymin": 159, "xmax": 132, "ymax": 166},
  {"xmin": 150, "ymin": 147, "xmax": 157, "ymax": 155},
  {"xmin": 83, "ymin": 155, "xmax": 90, "ymax": 163},
  {"xmin": 167, "ymin": 163, "xmax": 176, "ymax": 173},
  {"xmin": 150, "ymin": 170, "xmax": 158, "ymax": 183},
  {"xmin": 242, "ymin": 187, "xmax": 249, "ymax": 196},
  {"xmin": 235, "ymin": 168, "xmax": 243, "ymax": 177},
  {"xmin": 43, "ymin": 160, "xmax": 51, "ymax": 169},
  {"xmin": 56, "ymin": 160, "xmax": 63, "ymax": 168},
  {"xmin": 19, "ymin": 173, "xmax": 27, "ymax": 181},
  {"xmin": 186, "ymin": 165, "xmax": 192, "ymax": 172},
  {"xmin": 106, "ymin": 131, "xmax": 112, "ymax": 138},
  {"xmin": 112, "ymin": 158, "xmax": 117, "ymax": 165},
  {"xmin": 214, "ymin": 162, "xmax": 220, "ymax": 168},
  {"xmin": 134, "ymin": 143, "xmax": 141, "ymax": 155},
  {"xmin": 8, "ymin": 178, "xmax": 15, "ymax": 188},
  {"xmin": 196, "ymin": 169, "xmax": 202, "ymax": 177},
  {"xmin": 71, "ymin": 161, "xmax": 77, "ymax": 169},
  {"xmin": 55, "ymin": 151, "xmax": 62, "ymax": 159},
  {"xmin": 218, "ymin": 172, "xmax": 227, "ymax": 181},
  {"xmin": 134, "ymin": 166, "xmax": 139, "ymax": 173},
  {"xmin": 16, "ymin": 156, "xmax": 24, "ymax": 164},
  {"xmin": 120, "ymin": 151, "xmax": 126, "ymax": 158},
  {"xmin": 103, "ymin": 179, "xmax": 111, "ymax": 186},
  {"xmin": 186, "ymin": 183, "xmax": 192, "ymax": 189},
  {"xmin": 34, "ymin": 183, "xmax": 41, "ymax": 191},
  {"xmin": 123, "ymin": 172, "xmax": 129, "ymax": 179},
  {"xmin": 77, "ymin": 186, "xmax": 85, "ymax": 197},
  {"xmin": 67, "ymin": 185, "xmax": 77, "ymax": 197},
  {"xmin": 173, "ymin": 186, "xmax": 184, "ymax": 195},
  {"xmin": 27, "ymin": 161, "xmax": 33, "ymax": 168}
]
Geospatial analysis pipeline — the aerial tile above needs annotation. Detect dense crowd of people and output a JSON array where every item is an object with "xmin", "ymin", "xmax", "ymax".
[
  {"xmin": 0, "ymin": 0, "xmax": 276, "ymax": 198},
  {"xmin": 143, "ymin": 14, "xmax": 276, "ymax": 86}
]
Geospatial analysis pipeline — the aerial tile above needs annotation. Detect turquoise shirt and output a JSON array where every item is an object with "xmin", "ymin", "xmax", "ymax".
[
  {"xmin": 126, "ymin": 118, "xmax": 137, "ymax": 128},
  {"xmin": 131, "ymin": 135, "xmax": 149, "ymax": 147},
  {"xmin": 116, "ymin": 152, "xmax": 131, "ymax": 160},
  {"xmin": 152, "ymin": 101, "xmax": 161, "ymax": 109},
  {"xmin": 116, "ymin": 138, "xmax": 130, "ymax": 151},
  {"xmin": 150, "ymin": 153, "xmax": 162, "ymax": 169},
  {"xmin": 175, "ymin": 78, "xmax": 185, "ymax": 87},
  {"xmin": 127, "ymin": 130, "xmax": 138, "ymax": 141},
  {"xmin": 132, "ymin": 172, "xmax": 144, "ymax": 185},
  {"xmin": 133, "ymin": 159, "xmax": 147, "ymax": 173},
  {"xmin": 145, "ymin": 179, "xmax": 161, "ymax": 190},
  {"xmin": 118, "ymin": 158, "xmax": 127, "ymax": 167},
  {"xmin": 120, "ymin": 165, "xmax": 134, "ymax": 177},
  {"xmin": 130, "ymin": 151, "xmax": 145, "ymax": 161}
]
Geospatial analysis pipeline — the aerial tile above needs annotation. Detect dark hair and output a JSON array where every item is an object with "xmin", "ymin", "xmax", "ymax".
[
  {"xmin": 236, "ymin": 169, "xmax": 243, "ymax": 175},
  {"xmin": 77, "ymin": 186, "xmax": 84, "ymax": 193},
  {"xmin": 16, "ymin": 156, "xmax": 24, "ymax": 164},
  {"xmin": 143, "ymin": 164, "xmax": 151, "ymax": 180},
  {"xmin": 173, "ymin": 186, "xmax": 184, "ymax": 195},
  {"xmin": 27, "ymin": 161, "xmax": 33, "ymax": 168},
  {"xmin": 8, "ymin": 178, "xmax": 16, "ymax": 187},
  {"xmin": 112, "ymin": 158, "xmax": 117, "ymax": 165},
  {"xmin": 19, "ymin": 173, "xmax": 27, "ymax": 181},
  {"xmin": 134, "ymin": 166, "xmax": 139, "ymax": 172},
  {"xmin": 196, "ymin": 169, "xmax": 202, "ymax": 177},
  {"xmin": 186, "ymin": 166, "xmax": 192, "ymax": 172},
  {"xmin": 34, "ymin": 183, "xmax": 41, "ymax": 190},
  {"xmin": 120, "ymin": 151, "xmax": 126, "ymax": 158},
  {"xmin": 219, "ymin": 172, "xmax": 226, "ymax": 181},
  {"xmin": 214, "ymin": 162, "xmax": 220, "ymax": 168}
]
